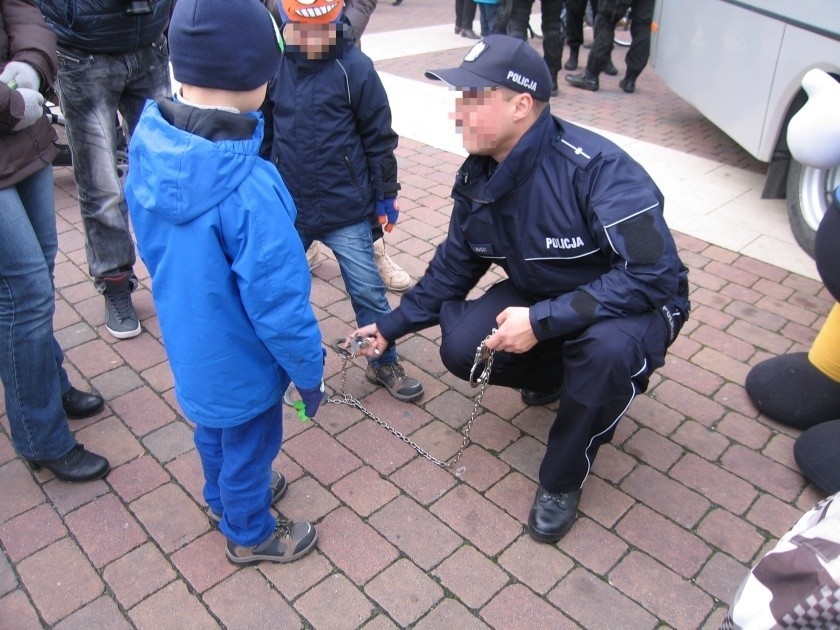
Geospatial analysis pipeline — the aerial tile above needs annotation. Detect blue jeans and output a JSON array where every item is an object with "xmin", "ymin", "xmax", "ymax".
[
  {"xmin": 300, "ymin": 220, "xmax": 398, "ymax": 366},
  {"xmin": 0, "ymin": 166, "xmax": 75, "ymax": 461},
  {"xmin": 55, "ymin": 35, "xmax": 171, "ymax": 282},
  {"xmin": 478, "ymin": 3, "xmax": 499, "ymax": 36},
  {"xmin": 194, "ymin": 402, "xmax": 283, "ymax": 547}
]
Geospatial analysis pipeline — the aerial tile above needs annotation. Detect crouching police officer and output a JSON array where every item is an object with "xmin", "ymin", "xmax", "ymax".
[{"xmin": 352, "ymin": 35, "xmax": 689, "ymax": 543}]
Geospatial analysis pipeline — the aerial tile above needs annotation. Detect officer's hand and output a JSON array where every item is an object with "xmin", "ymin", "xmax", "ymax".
[
  {"xmin": 488, "ymin": 307, "xmax": 538, "ymax": 353},
  {"xmin": 297, "ymin": 380, "xmax": 326, "ymax": 418},
  {"xmin": 12, "ymin": 88, "xmax": 44, "ymax": 131},
  {"xmin": 1, "ymin": 61, "xmax": 40, "ymax": 91},
  {"xmin": 375, "ymin": 197, "xmax": 400, "ymax": 233},
  {"xmin": 346, "ymin": 323, "xmax": 389, "ymax": 358}
]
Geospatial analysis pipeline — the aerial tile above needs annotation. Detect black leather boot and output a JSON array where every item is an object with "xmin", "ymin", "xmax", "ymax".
[
  {"xmin": 528, "ymin": 485, "xmax": 581, "ymax": 543},
  {"xmin": 565, "ymin": 70, "xmax": 599, "ymax": 91},
  {"xmin": 604, "ymin": 59, "xmax": 618, "ymax": 76},
  {"xmin": 520, "ymin": 386, "xmax": 562, "ymax": 406},
  {"xmin": 62, "ymin": 387, "xmax": 105, "ymax": 419},
  {"xmin": 619, "ymin": 76, "xmax": 636, "ymax": 93},
  {"xmin": 25, "ymin": 444, "xmax": 110, "ymax": 483},
  {"xmin": 564, "ymin": 46, "xmax": 579, "ymax": 71}
]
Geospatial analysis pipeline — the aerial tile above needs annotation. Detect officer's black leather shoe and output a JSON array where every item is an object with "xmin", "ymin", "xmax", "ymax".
[
  {"xmin": 565, "ymin": 71, "xmax": 599, "ymax": 91},
  {"xmin": 619, "ymin": 77, "xmax": 636, "ymax": 93},
  {"xmin": 25, "ymin": 444, "xmax": 110, "ymax": 483},
  {"xmin": 604, "ymin": 60, "xmax": 619, "ymax": 76},
  {"xmin": 528, "ymin": 485, "xmax": 581, "ymax": 543},
  {"xmin": 62, "ymin": 387, "xmax": 105, "ymax": 419},
  {"xmin": 520, "ymin": 386, "xmax": 562, "ymax": 406}
]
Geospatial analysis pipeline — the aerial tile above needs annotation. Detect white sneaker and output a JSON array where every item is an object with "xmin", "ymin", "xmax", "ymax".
[
  {"xmin": 306, "ymin": 242, "xmax": 322, "ymax": 271},
  {"xmin": 373, "ymin": 237, "xmax": 412, "ymax": 292}
]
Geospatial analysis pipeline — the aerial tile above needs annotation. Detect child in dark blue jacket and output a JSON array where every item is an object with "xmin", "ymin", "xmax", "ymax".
[
  {"xmin": 266, "ymin": 0, "xmax": 425, "ymax": 403},
  {"xmin": 125, "ymin": 0, "xmax": 324, "ymax": 565}
]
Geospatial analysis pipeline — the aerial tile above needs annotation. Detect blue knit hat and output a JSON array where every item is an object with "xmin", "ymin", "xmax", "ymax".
[{"xmin": 169, "ymin": 0, "xmax": 281, "ymax": 91}]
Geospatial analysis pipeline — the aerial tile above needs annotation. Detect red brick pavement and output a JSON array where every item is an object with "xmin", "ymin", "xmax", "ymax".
[{"xmin": 1, "ymin": 2, "xmax": 830, "ymax": 628}]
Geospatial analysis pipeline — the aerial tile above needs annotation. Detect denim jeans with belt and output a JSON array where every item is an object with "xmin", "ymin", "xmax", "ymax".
[
  {"xmin": 0, "ymin": 166, "xmax": 76, "ymax": 461},
  {"xmin": 55, "ymin": 34, "xmax": 171, "ymax": 282},
  {"xmin": 299, "ymin": 219, "xmax": 399, "ymax": 367}
]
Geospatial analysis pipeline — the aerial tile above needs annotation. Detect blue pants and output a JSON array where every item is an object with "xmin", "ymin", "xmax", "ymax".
[
  {"xmin": 55, "ymin": 35, "xmax": 170, "ymax": 282},
  {"xmin": 193, "ymin": 402, "xmax": 284, "ymax": 547},
  {"xmin": 300, "ymin": 219, "xmax": 398, "ymax": 367},
  {"xmin": 0, "ymin": 166, "xmax": 75, "ymax": 461},
  {"xmin": 438, "ymin": 280, "xmax": 671, "ymax": 492}
]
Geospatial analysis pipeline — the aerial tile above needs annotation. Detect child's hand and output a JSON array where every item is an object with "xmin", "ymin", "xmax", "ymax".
[
  {"xmin": 297, "ymin": 380, "xmax": 326, "ymax": 419},
  {"xmin": 375, "ymin": 197, "xmax": 400, "ymax": 233}
]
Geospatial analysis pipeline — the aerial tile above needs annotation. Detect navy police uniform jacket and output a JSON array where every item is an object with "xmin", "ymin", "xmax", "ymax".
[
  {"xmin": 377, "ymin": 107, "xmax": 690, "ymax": 343},
  {"xmin": 265, "ymin": 41, "xmax": 400, "ymax": 234}
]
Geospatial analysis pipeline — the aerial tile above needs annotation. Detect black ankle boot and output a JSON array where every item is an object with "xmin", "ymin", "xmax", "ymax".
[
  {"xmin": 528, "ymin": 486, "xmax": 581, "ymax": 543},
  {"xmin": 604, "ymin": 59, "xmax": 618, "ymax": 76},
  {"xmin": 619, "ymin": 76, "xmax": 636, "ymax": 93},
  {"xmin": 564, "ymin": 47, "xmax": 579, "ymax": 71},
  {"xmin": 62, "ymin": 387, "xmax": 105, "ymax": 419},
  {"xmin": 25, "ymin": 444, "xmax": 110, "ymax": 483},
  {"xmin": 565, "ymin": 71, "xmax": 599, "ymax": 91}
]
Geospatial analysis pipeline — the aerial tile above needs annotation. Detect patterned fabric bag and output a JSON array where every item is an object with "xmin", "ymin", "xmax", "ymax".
[{"xmin": 722, "ymin": 491, "xmax": 840, "ymax": 628}]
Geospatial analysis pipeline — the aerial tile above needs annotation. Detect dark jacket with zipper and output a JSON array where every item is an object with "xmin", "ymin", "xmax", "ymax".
[
  {"xmin": 265, "ymin": 40, "xmax": 399, "ymax": 234},
  {"xmin": 377, "ymin": 108, "xmax": 690, "ymax": 344},
  {"xmin": 1, "ymin": 0, "xmax": 58, "ymax": 189},
  {"xmin": 38, "ymin": 0, "xmax": 171, "ymax": 52}
]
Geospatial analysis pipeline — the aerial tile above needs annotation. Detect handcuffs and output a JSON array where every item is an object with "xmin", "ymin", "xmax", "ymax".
[{"xmin": 469, "ymin": 327, "xmax": 497, "ymax": 387}]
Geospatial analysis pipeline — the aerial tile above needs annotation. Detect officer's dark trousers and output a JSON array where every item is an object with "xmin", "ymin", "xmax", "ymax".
[
  {"xmin": 587, "ymin": 0, "xmax": 654, "ymax": 78},
  {"xmin": 439, "ymin": 280, "xmax": 669, "ymax": 493},
  {"xmin": 507, "ymin": 0, "xmax": 565, "ymax": 81}
]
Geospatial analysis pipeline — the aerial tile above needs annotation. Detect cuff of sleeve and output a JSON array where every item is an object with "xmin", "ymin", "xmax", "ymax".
[{"xmin": 377, "ymin": 309, "xmax": 409, "ymax": 345}]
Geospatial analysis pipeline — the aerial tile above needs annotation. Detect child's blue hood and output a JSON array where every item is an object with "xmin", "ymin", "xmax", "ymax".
[{"xmin": 127, "ymin": 100, "xmax": 265, "ymax": 226}]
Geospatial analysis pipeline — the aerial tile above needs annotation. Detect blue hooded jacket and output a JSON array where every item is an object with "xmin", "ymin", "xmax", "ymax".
[{"xmin": 125, "ymin": 99, "xmax": 323, "ymax": 428}]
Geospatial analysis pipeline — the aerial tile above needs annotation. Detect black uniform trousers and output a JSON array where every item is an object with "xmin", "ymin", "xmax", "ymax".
[
  {"xmin": 564, "ymin": 0, "xmax": 593, "ymax": 49},
  {"xmin": 587, "ymin": 0, "xmax": 654, "ymax": 78},
  {"xmin": 507, "ymin": 0, "xmax": 565, "ymax": 81},
  {"xmin": 438, "ymin": 280, "xmax": 670, "ymax": 492}
]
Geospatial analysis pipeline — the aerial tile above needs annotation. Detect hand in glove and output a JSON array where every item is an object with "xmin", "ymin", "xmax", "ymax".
[
  {"xmin": 375, "ymin": 197, "xmax": 400, "ymax": 233},
  {"xmin": 1, "ymin": 61, "xmax": 41, "ymax": 91},
  {"xmin": 12, "ymin": 88, "xmax": 45, "ymax": 131},
  {"xmin": 297, "ymin": 380, "xmax": 326, "ymax": 419}
]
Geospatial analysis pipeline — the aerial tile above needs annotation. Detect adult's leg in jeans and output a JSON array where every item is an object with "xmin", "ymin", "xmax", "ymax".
[
  {"xmin": 195, "ymin": 401, "xmax": 283, "ymax": 547},
  {"xmin": 117, "ymin": 35, "xmax": 172, "ymax": 139},
  {"xmin": 56, "ymin": 49, "xmax": 135, "ymax": 281},
  {"xmin": 0, "ymin": 167, "xmax": 76, "ymax": 461},
  {"xmin": 315, "ymin": 222, "xmax": 399, "ymax": 367},
  {"xmin": 624, "ymin": 0, "xmax": 653, "ymax": 79}
]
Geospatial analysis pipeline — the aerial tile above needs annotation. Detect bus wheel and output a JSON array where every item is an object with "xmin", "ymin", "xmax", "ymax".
[{"xmin": 786, "ymin": 159, "xmax": 840, "ymax": 259}]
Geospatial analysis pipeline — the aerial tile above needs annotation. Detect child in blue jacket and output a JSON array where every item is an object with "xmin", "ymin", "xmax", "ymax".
[
  {"xmin": 125, "ymin": 0, "xmax": 324, "ymax": 565},
  {"xmin": 266, "ymin": 0, "xmax": 425, "ymax": 404}
]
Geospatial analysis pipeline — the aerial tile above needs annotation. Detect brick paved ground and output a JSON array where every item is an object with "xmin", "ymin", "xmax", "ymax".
[{"xmin": 0, "ymin": 2, "xmax": 830, "ymax": 628}]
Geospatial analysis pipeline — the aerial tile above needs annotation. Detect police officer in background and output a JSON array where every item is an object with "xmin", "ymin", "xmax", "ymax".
[
  {"xmin": 351, "ymin": 35, "xmax": 690, "ymax": 543},
  {"xmin": 505, "ymin": 0, "xmax": 564, "ymax": 96}
]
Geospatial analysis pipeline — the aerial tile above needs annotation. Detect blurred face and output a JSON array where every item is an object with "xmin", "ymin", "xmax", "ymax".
[
  {"xmin": 283, "ymin": 22, "xmax": 339, "ymax": 59},
  {"xmin": 454, "ymin": 87, "xmax": 527, "ymax": 162}
]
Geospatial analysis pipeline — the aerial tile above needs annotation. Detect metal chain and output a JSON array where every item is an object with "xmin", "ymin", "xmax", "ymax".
[{"xmin": 325, "ymin": 332, "xmax": 495, "ymax": 476}]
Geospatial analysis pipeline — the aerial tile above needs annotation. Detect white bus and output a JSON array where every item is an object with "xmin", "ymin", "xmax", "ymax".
[{"xmin": 650, "ymin": 0, "xmax": 840, "ymax": 258}]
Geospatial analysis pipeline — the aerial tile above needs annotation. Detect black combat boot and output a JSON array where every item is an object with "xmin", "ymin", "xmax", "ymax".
[{"xmin": 565, "ymin": 70, "xmax": 599, "ymax": 91}]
